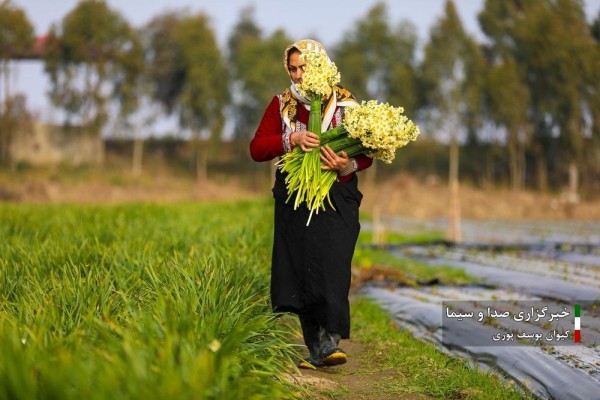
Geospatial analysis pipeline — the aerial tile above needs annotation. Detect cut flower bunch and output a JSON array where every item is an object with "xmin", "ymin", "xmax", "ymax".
[
  {"xmin": 279, "ymin": 100, "xmax": 420, "ymax": 224},
  {"xmin": 277, "ymin": 48, "xmax": 420, "ymax": 225},
  {"xmin": 277, "ymin": 50, "xmax": 340, "ymax": 224},
  {"xmin": 333, "ymin": 100, "xmax": 420, "ymax": 164}
]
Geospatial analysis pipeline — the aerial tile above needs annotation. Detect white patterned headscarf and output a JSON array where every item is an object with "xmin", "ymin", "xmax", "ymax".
[
  {"xmin": 281, "ymin": 39, "xmax": 358, "ymax": 133},
  {"xmin": 283, "ymin": 39, "xmax": 329, "ymax": 76}
]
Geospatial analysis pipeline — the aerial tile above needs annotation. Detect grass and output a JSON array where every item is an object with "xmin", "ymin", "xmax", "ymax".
[
  {"xmin": 352, "ymin": 245, "xmax": 478, "ymax": 286},
  {"xmin": 348, "ymin": 298, "xmax": 533, "ymax": 399},
  {"xmin": 0, "ymin": 201, "xmax": 298, "ymax": 399},
  {"xmin": 353, "ymin": 227, "xmax": 478, "ymax": 286},
  {"xmin": 1, "ymin": 200, "xmax": 526, "ymax": 399},
  {"xmin": 358, "ymin": 230, "xmax": 445, "ymax": 245}
]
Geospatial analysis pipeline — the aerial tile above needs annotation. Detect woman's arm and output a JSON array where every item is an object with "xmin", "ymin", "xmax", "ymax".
[
  {"xmin": 337, "ymin": 154, "xmax": 373, "ymax": 183},
  {"xmin": 249, "ymin": 96, "xmax": 285, "ymax": 162},
  {"xmin": 355, "ymin": 154, "xmax": 374, "ymax": 172}
]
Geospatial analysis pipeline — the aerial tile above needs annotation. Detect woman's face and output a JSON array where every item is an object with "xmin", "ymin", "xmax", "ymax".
[{"xmin": 287, "ymin": 51, "xmax": 306, "ymax": 85}]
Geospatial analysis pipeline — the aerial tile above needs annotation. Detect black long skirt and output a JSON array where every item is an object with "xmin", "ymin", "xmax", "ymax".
[{"xmin": 270, "ymin": 169, "xmax": 362, "ymax": 338}]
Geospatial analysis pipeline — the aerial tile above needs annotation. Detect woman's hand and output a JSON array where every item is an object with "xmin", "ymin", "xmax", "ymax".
[
  {"xmin": 292, "ymin": 130, "xmax": 320, "ymax": 152},
  {"xmin": 320, "ymin": 146, "xmax": 349, "ymax": 171}
]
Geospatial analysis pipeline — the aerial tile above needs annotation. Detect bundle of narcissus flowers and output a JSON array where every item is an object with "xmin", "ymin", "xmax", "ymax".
[
  {"xmin": 277, "ymin": 47, "xmax": 420, "ymax": 225},
  {"xmin": 279, "ymin": 100, "xmax": 420, "ymax": 224},
  {"xmin": 334, "ymin": 100, "xmax": 420, "ymax": 164},
  {"xmin": 277, "ymin": 51, "xmax": 340, "ymax": 224}
]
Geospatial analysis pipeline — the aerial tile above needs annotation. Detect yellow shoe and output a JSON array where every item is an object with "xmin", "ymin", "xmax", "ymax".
[
  {"xmin": 320, "ymin": 348, "xmax": 347, "ymax": 366},
  {"xmin": 298, "ymin": 358, "xmax": 320, "ymax": 370}
]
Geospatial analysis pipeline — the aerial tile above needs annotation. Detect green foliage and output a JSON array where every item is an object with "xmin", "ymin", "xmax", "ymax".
[
  {"xmin": 352, "ymin": 245, "xmax": 477, "ymax": 286},
  {"xmin": 142, "ymin": 10, "xmax": 228, "ymax": 179},
  {"xmin": 357, "ymin": 230, "xmax": 444, "ymax": 245},
  {"xmin": 42, "ymin": 0, "xmax": 143, "ymax": 137},
  {"xmin": 175, "ymin": 13, "xmax": 228, "ymax": 139},
  {"xmin": 143, "ymin": 11, "xmax": 187, "ymax": 115},
  {"xmin": 484, "ymin": 59, "xmax": 530, "ymax": 190},
  {"xmin": 0, "ymin": 202, "xmax": 299, "ymax": 399},
  {"xmin": 2, "ymin": 0, "xmax": 600, "ymax": 191},
  {"xmin": 485, "ymin": 60, "xmax": 529, "ymax": 131},
  {"xmin": 421, "ymin": 0, "xmax": 484, "ymax": 139},
  {"xmin": 0, "ymin": 0, "xmax": 35, "ymax": 167},
  {"xmin": 228, "ymin": 8, "xmax": 291, "ymax": 139},
  {"xmin": 333, "ymin": 2, "xmax": 419, "ymax": 117},
  {"xmin": 480, "ymin": 0, "xmax": 600, "ymax": 171},
  {"xmin": 0, "ymin": 0, "xmax": 35, "ymax": 60},
  {"xmin": 593, "ymin": 10, "xmax": 600, "ymax": 42}
]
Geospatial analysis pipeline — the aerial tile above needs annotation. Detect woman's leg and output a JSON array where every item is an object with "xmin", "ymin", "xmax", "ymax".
[
  {"xmin": 319, "ymin": 330, "xmax": 347, "ymax": 366},
  {"xmin": 298, "ymin": 314, "xmax": 323, "ymax": 368}
]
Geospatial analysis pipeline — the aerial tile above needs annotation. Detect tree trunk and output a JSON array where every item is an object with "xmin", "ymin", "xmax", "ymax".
[
  {"xmin": 564, "ymin": 161, "xmax": 579, "ymax": 218},
  {"xmin": 0, "ymin": 61, "xmax": 5, "ymax": 166},
  {"xmin": 132, "ymin": 136, "xmax": 144, "ymax": 177},
  {"xmin": 537, "ymin": 158, "xmax": 547, "ymax": 192},
  {"xmin": 195, "ymin": 136, "xmax": 208, "ymax": 183},
  {"xmin": 1, "ymin": 60, "xmax": 12, "ymax": 168},
  {"xmin": 535, "ymin": 146, "xmax": 548, "ymax": 192},
  {"xmin": 518, "ymin": 141, "xmax": 526, "ymax": 191},
  {"xmin": 364, "ymin": 158, "xmax": 377, "ymax": 189},
  {"xmin": 446, "ymin": 137, "xmax": 462, "ymax": 243},
  {"xmin": 96, "ymin": 135, "xmax": 105, "ymax": 166},
  {"xmin": 372, "ymin": 205, "xmax": 385, "ymax": 249},
  {"xmin": 85, "ymin": 65, "xmax": 106, "ymax": 168},
  {"xmin": 508, "ymin": 133, "xmax": 520, "ymax": 192},
  {"xmin": 483, "ymin": 151, "xmax": 493, "ymax": 189}
]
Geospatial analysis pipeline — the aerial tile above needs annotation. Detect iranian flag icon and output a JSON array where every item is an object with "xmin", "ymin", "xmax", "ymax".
[{"xmin": 574, "ymin": 304, "xmax": 581, "ymax": 343}]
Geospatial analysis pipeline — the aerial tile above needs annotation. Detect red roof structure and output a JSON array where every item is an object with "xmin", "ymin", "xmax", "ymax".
[{"xmin": 10, "ymin": 35, "xmax": 48, "ymax": 60}]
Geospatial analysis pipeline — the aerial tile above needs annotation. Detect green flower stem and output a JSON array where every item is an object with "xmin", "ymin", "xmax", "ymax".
[
  {"xmin": 336, "ymin": 143, "xmax": 368, "ymax": 158},
  {"xmin": 313, "ymin": 140, "xmax": 371, "ymax": 213},
  {"xmin": 325, "ymin": 136, "xmax": 362, "ymax": 153},
  {"xmin": 320, "ymin": 125, "xmax": 347, "ymax": 145},
  {"xmin": 309, "ymin": 97, "xmax": 321, "ymax": 136},
  {"xmin": 288, "ymin": 96, "xmax": 323, "ymax": 223},
  {"xmin": 280, "ymin": 106, "xmax": 378, "ymax": 224},
  {"xmin": 320, "ymin": 124, "xmax": 368, "ymax": 156},
  {"xmin": 279, "ymin": 130, "xmax": 370, "ymax": 222}
]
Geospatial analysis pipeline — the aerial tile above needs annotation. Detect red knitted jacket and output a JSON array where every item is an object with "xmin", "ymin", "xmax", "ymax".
[{"xmin": 249, "ymin": 96, "xmax": 372, "ymax": 182}]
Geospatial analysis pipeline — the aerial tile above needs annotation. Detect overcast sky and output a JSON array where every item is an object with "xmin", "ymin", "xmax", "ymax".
[
  {"xmin": 13, "ymin": 0, "xmax": 600, "ymax": 46},
  {"xmin": 15, "ymin": 0, "xmax": 489, "ymax": 47},
  {"xmin": 8, "ymin": 0, "xmax": 600, "ymax": 130}
]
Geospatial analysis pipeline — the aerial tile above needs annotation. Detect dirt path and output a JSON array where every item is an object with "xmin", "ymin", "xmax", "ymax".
[{"xmin": 287, "ymin": 340, "xmax": 430, "ymax": 400}]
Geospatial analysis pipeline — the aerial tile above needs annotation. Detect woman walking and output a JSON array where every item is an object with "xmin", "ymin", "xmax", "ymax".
[{"xmin": 249, "ymin": 39, "xmax": 372, "ymax": 369}]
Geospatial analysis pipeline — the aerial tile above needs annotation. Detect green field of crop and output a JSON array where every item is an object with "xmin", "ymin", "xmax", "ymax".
[
  {"xmin": 1, "ymin": 200, "xmax": 535, "ymax": 400},
  {"xmin": 0, "ymin": 201, "xmax": 300, "ymax": 399}
]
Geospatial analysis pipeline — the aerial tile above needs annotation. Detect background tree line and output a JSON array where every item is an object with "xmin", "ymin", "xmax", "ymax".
[{"xmin": 1, "ymin": 0, "xmax": 599, "ymax": 194}]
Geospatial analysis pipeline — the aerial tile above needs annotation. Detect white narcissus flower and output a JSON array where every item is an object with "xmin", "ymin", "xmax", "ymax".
[
  {"xmin": 344, "ymin": 100, "xmax": 420, "ymax": 163},
  {"xmin": 296, "ymin": 51, "xmax": 340, "ymax": 99}
]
